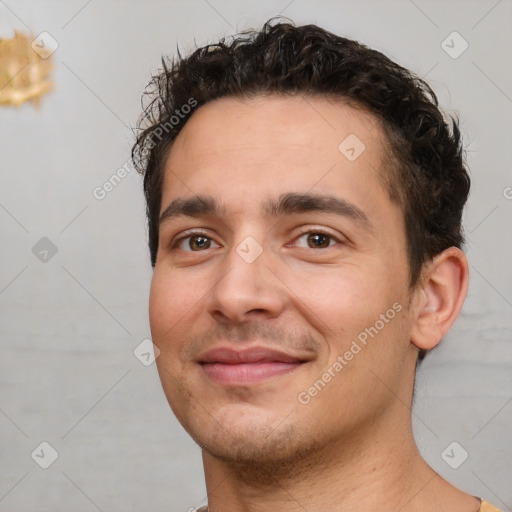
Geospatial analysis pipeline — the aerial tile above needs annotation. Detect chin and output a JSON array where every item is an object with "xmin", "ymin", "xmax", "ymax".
[
  {"xmin": 184, "ymin": 404, "xmax": 325, "ymax": 472},
  {"xmin": 204, "ymin": 424, "xmax": 303, "ymax": 465}
]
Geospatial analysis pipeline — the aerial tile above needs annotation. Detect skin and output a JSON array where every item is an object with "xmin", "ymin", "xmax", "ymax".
[{"xmin": 149, "ymin": 95, "xmax": 477, "ymax": 511}]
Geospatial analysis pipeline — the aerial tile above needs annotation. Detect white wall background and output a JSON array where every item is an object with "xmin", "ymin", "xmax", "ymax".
[{"xmin": 1, "ymin": 1, "xmax": 511, "ymax": 511}]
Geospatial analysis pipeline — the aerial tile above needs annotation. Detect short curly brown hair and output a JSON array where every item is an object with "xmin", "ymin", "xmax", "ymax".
[{"xmin": 132, "ymin": 16, "xmax": 470, "ymax": 295}]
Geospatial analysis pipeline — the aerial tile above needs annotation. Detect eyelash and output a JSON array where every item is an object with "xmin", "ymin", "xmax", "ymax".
[{"xmin": 171, "ymin": 228, "xmax": 343, "ymax": 252}]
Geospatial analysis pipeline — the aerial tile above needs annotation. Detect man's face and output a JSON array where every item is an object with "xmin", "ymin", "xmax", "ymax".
[{"xmin": 149, "ymin": 95, "xmax": 417, "ymax": 465}]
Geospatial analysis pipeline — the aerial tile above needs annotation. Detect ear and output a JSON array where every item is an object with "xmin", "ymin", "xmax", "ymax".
[{"xmin": 410, "ymin": 247, "xmax": 469, "ymax": 351}]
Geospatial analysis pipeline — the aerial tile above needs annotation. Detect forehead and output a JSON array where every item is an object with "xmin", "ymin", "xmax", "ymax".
[{"xmin": 161, "ymin": 94, "xmax": 393, "ymax": 221}]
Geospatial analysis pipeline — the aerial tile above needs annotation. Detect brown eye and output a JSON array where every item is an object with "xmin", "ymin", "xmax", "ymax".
[
  {"xmin": 189, "ymin": 236, "xmax": 211, "ymax": 250},
  {"xmin": 307, "ymin": 233, "xmax": 331, "ymax": 248},
  {"xmin": 294, "ymin": 232, "xmax": 338, "ymax": 249},
  {"xmin": 175, "ymin": 234, "xmax": 220, "ymax": 251}
]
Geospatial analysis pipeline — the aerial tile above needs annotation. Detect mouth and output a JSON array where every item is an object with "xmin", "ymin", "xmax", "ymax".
[{"xmin": 197, "ymin": 346, "xmax": 310, "ymax": 385}]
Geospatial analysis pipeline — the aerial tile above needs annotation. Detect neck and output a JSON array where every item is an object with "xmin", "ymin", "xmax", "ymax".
[
  {"xmin": 200, "ymin": 402, "xmax": 480, "ymax": 512},
  {"xmin": 203, "ymin": 410, "xmax": 420, "ymax": 511}
]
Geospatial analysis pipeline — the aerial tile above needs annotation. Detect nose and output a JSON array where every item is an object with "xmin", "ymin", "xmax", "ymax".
[{"xmin": 207, "ymin": 237, "xmax": 287, "ymax": 324}]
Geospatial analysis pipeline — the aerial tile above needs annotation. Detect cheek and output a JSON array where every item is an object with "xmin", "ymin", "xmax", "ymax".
[
  {"xmin": 149, "ymin": 270, "xmax": 200, "ymax": 412},
  {"xmin": 150, "ymin": 268, "xmax": 193, "ymax": 321},
  {"xmin": 148, "ymin": 268, "xmax": 203, "ymax": 352},
  {"xmin": 280, "ymin": 262, "xmax": 409, "ymax": 376},
  {"xmin": 282, "ymin": 264, "xmax": 395, "ymax": 333},
  {"xmin": 149, "ymin": 272, "xmax": 172, "ymax": 339}
]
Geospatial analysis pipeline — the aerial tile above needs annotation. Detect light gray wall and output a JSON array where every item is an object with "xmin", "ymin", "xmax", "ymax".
[{"xmin": 1, "ymin": 1, "xmax": 511, "ymax": 511}]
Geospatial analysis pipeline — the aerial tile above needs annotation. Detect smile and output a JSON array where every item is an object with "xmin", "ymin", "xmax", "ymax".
[{"xmin": 197, "ymin": 346, "xmax": 310, "ymax": 385}]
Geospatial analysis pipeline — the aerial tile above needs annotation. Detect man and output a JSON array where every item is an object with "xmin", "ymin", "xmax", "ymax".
[{"xmin": 132, "ymin": 18, "xmax": 501, "ymax": 512}]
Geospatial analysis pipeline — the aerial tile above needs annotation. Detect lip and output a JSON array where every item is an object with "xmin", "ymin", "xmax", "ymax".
[{"xmin": 197, "ymin": 346, "xmax": 310, "ymax": 385}]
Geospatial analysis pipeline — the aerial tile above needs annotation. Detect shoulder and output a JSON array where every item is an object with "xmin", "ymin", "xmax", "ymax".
[{"xmin": 479, "ymin": 500, "xmax": 502, "ymax": 512}]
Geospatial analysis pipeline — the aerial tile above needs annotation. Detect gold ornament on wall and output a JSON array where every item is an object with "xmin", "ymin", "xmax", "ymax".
[{"xmin": 0, "ymin": 30, "xmax": 55, "ymax": 108}]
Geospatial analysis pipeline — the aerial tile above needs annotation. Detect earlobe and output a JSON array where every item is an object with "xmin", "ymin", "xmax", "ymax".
[{"xmin": 410, "ymin": 247, "xmax": 469, "ymax": 351}]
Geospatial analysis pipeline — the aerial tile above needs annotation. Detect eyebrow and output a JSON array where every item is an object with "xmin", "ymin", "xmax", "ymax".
[
  {"xmin": 263, "ymin": 192, "xmax": 371, "ymax": 229},
  {"xmin": 159, "ymin": 195, "xmax": 223, "ymax": 226},
  {"xmin": 158, "ymin": 192, "xmax": 372, "ymax": 231}
]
